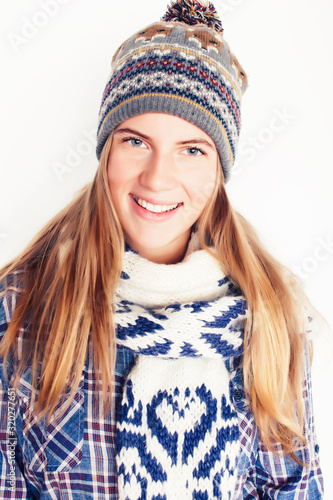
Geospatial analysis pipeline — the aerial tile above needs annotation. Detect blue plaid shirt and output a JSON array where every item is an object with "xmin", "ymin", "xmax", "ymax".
[{"xmin": 0, "ymin": 277, "xmax": 324, "ymax": 499}]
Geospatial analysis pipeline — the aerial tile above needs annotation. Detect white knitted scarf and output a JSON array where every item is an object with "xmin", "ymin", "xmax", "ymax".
[{"xmin": 115, "ymin": 234, "xmax": 247, "ymax": 500}]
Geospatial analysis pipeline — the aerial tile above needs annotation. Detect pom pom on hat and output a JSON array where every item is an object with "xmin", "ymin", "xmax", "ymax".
[{"xmin": 161, "ymin": 0, "xmax": 223, "ymax": 33}]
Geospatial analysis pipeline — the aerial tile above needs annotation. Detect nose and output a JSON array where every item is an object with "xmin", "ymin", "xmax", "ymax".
[{"xmin": 139, "ymin": 151, "xmax": 177, "ymax": 192}]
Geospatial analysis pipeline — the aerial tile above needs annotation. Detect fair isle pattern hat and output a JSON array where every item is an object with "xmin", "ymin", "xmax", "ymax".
[{"xmin": 96, "ymin": 0, "xmax": 248, "ymax": 182}]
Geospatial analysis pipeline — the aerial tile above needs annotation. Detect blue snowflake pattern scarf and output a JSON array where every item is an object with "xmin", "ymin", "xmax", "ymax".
[{"xmin": 115, "ymin": 234, "xmax": 247, "ymax": 499}]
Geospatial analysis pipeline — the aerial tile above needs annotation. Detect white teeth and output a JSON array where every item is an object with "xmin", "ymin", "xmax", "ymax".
[{"xmin": 134, "ymin": 196, "xmax": 179, "ymax": 213}]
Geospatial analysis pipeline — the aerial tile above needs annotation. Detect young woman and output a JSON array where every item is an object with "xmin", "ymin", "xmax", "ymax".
[{"xmin": 0, "ymin": 0, "xmax": 324, "ymax": 498}]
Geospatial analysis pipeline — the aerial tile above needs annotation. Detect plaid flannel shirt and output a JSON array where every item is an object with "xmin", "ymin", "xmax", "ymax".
[{"xmin": 0, "ymin": 276, "xmax": 324, "ymax": 499}]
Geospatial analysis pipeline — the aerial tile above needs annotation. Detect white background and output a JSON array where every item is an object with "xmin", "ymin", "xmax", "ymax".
[{"xmin": 1, "ymin": 0, "xmax": 332, "ymax": 495}]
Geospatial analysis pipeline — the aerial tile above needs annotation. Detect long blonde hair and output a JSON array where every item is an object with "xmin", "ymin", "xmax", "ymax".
[{"xmin": 0, "ymin": 131, "xmax": 309, "ymax": 459}]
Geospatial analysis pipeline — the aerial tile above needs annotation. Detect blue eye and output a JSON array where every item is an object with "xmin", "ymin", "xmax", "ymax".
[
  {"xmin": 123, "ymin": 137, "xmax": 145, "ymax": 147},
  {"xmin": 185, "ymin": 147, "xmax": 205, "ymax": 156}
]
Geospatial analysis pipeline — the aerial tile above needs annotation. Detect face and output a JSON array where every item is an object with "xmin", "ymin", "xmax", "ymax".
[{"xmin": 107, "ymin": 113, "xmax": 218, "ymax": 264}]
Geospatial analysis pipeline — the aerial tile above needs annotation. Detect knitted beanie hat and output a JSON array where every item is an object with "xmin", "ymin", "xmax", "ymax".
[{"xmin": 96, "ymin": 0, "xmax": 248, "ymax": 182}]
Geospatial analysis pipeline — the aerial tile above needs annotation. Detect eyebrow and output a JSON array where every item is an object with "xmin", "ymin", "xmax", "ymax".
[{"xmin": 114, "ymin": 127, "xmax": 215, "ymax": 150}]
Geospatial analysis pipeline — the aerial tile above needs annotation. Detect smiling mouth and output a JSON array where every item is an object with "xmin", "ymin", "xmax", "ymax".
[{"xmin": 132, "ymin": 195, "xmax": 182, "ymax": 214}]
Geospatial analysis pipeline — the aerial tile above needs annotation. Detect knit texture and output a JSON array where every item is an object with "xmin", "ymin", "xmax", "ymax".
[
  {"xmin": 115, "ymin": 234, "xmax": 247, "ymax": 499},
  {"xmin": 96, "ymin": 0, "xmax": 248, "ymax": 182}
]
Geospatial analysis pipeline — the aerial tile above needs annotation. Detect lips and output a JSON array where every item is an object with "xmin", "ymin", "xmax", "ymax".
[{"xmin": 132, "ymin": 194, "xmax": 182, "ymax": 214}]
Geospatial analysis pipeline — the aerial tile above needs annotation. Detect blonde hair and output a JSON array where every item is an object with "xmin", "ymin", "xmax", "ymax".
[
  {"xmin": 0, "ymin": 132, "xmax": 309, "ymax": 459},
  {"xmin": 198, "ymin": 164, "xmax": 308, "ymax": 458}
]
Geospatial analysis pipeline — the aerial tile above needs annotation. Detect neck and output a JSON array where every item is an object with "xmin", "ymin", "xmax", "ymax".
[{"xmin": 124, "ymin": 230, "xmax": 191, "ymax": 264}]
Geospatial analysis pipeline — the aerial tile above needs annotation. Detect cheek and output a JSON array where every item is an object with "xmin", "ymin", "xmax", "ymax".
[
  {"xmin": 188, "ymin": 169, "xmax": 216, "ymax": 211},
  {"xmin": 107, "ymin": 154, "xmax": 130, "ymax": 191}
]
